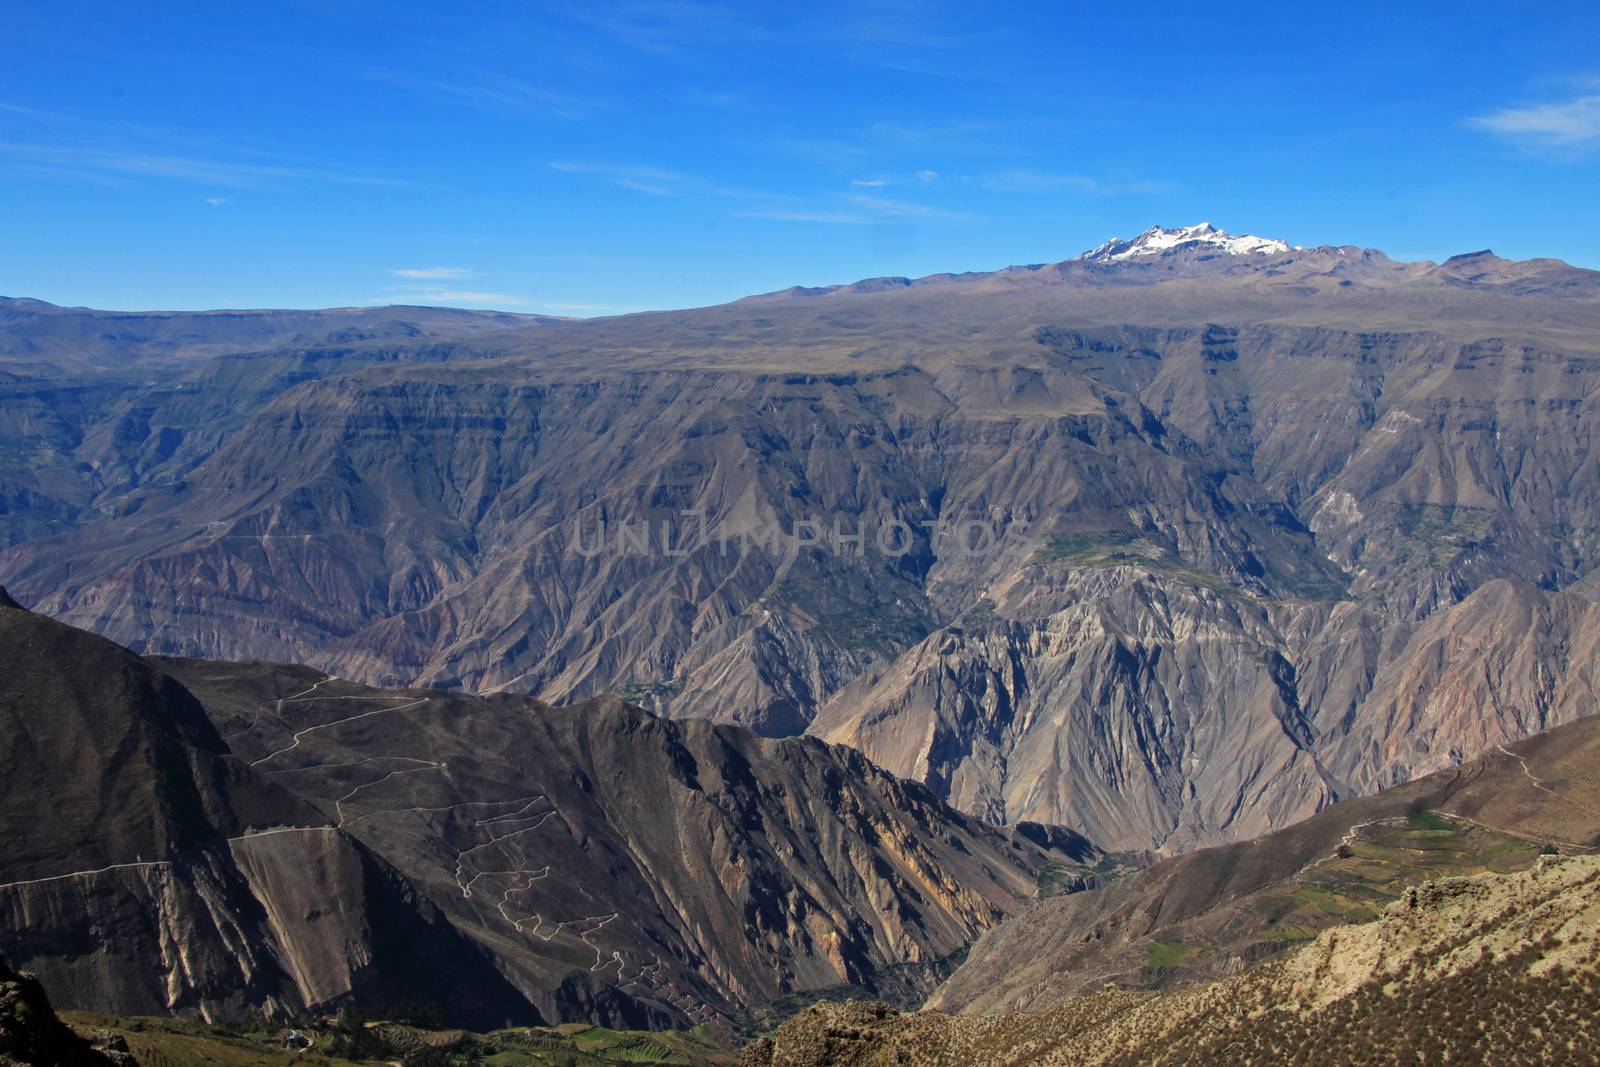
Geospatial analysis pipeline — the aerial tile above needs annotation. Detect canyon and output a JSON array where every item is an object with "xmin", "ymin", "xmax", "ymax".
[{"xmin": 7, "ymin": 230, "xmax": 1600, "ymax": 854}]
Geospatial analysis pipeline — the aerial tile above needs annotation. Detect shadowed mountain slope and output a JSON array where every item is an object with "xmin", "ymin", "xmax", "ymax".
[
  {"xmin": 0, "ymin": 594, "xmax": 1077, "ymax": 1029},
  {"xmin": 153, "ymin": 655, "xmax": 1086, "ymax": 1027},
  {"xmin": 0, "ymin": 589, "xmax": 542, "ymax": 1028}
]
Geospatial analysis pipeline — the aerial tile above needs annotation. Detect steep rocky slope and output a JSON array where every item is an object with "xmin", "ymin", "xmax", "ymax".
[
  {"xmin": 0, "ymin": 589, "xmax": 540, "ymax": 1028},
  {"xmin": 928, "ymin": 708, "xmax": 1600, "ymax": 1014},
  {"xmin": 7, "ymin": 232, "xmax": 1600, "ymax": 853},
  {"xmin": 813, "ymin": 575, "xmax": 1600, "ymax": 850},
  {"xmin": 0, "ymin": 594, "xmax": 1073, "ymax": 1029},
  {"xmin": 741, "ymin": 855, "xmax": 1600, "ymax": 1066},
  {"xmin": 155, "ymin": 655, "xmax": 1085, "ymax": 1027}
]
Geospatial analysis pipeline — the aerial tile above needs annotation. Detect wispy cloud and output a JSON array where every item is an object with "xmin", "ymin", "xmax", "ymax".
[
  {"xmin": 425, "ymin": 290, "xmax": 527, "ymax": 305},
  {"xmin": 0, "ymin": 104, "xmax": 422, "ymax": 192},
  {"xmin": 865, "ymin": 119, "xmax": 1003, "ymax": 152},
  {"xmin": 761, "ymin": 135, "xmax": 873, "ymax": 167},
  {"xmin": 551, "ymin": 155, "xmax": 978, "ymax": 226},
  {"xmin": 734, "ymin": 208, "xmax": 882, "ymax": 225},
  {"xmin": 759, "ymin": 117, "xmax": 1034, "ymax": 172},
  {"xmin": 977, "ymin": 170, "xmax": 1174, "ymax": 196},
  {"xmin": 816, "ymin": 6, "xmax": 1012, "ymax": 81},
  {"xmin": 533, "ymin": 301, "xmax": 645, "ymax": 314},
  {"xmin": 548, "ymin": 159, "xmax": 695, "ymax": 196},
  {"xmin": 847, "ymin": 192, "xmax": 970, "ymax": 222},
  {"xmin": 390, "ymin": 266, "xmax": 474, "ymax": 280},
  {"xmin": 569, "ymin": 3, "xmax": 766, "ymax": 55},
  {"xmin": 737, "ymin": 191, "xmax": 976, "ymax": 226},
  {"xmin": 0, "ymin": 102, "xmax": 63, "ymax": 121},
  {"xmin": 0, "ymin": 140, "xmax": 421, "ymax": 189},
  {"xmin": 1467, "ymin": 85, "xmax": 1600, "ymax": 154},
  {"xmin": 204, "ymin": 196, "xmax": 230, "ymax": 207},
  {"xmin": 675, "ymin": 87, "xmax": 753, "ymax": 112},
  {"xmin": 361, "ymin": 70, "xmax": 604, "ymax": 119},
  {"xmin": 378, "ymin": 283, "xmax": 637, "ymax": 316}
]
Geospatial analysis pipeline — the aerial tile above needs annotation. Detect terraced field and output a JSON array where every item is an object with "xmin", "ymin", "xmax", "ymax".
[{"xmin": 60, "ymin": 1015, "xmax": 737, "ymax": 1067}]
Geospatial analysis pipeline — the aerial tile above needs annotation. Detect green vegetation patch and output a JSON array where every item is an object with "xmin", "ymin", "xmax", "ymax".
[
  {"xmin": 60, "ymin": 1014, "xmax": 736, "ymax": 1067},
  {"xmin": 1032, "ymin": 530, "xmax": 1169, "ymax": 567},
  {"xmin": 1405, "ymin": 811, "xmax": 1460, "ymax": 833},
  {"xmin": 774, "ymin": 571, "xmax": 935, "ymax": 654},
  {"xmin": 1028, "ymin": 529, "xmax": 1275, "ymax": 599},
  {"xmin": 1144, "ymin": 940, "xmax": 1193, "ymax": 970},
  {"xmin": 1036, "ymin": 852, "xmax": 1140, "ymax": 898},
  {"xmin": 1213, "ymin": 811, "xmax": 1551, "ymax": 980},
  {"xmin": 611, "ymin": 677, "xmax": 686, "ymax": 704},
  {"xmin": 1392, "ymin": 503, "xmax": 1496, "ymax": 568}
]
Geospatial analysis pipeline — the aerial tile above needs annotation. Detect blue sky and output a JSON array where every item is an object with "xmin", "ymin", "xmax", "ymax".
[{"xmin": 2, "ymin": 2, "xmax": 1599, "ymax": 314}]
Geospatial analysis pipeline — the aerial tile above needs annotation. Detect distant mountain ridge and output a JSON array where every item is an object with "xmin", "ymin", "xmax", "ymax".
[
  {"xmin": 736, "ymin": 224, "xmax": 1597, "ymax": 304},
  {"xmin": 0, "ymin": 296, "xmax": 552, "ymax": 373},
  {"xmin": 5, "ymin": 226, "xmax": 1600, "ymax": 859}
]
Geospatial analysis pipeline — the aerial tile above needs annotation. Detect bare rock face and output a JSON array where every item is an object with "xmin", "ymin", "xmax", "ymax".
[
  {"xmin": 814, "ymin": 573, "xmax": 1600, "ymax": 852},
  {"xmin": 812, "ymin": 570, "xmax": 1335, "ymax": 851}
]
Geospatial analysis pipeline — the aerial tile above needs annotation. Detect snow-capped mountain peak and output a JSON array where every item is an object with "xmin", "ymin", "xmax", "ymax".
[{"xmin": 1079, "ymin": 222, "xmax": 1295, "ymax": 262}]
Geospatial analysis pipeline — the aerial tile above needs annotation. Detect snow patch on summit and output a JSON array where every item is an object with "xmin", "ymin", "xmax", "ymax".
[{"xmin": 1080, "ymin": 222, "xmax": 1295, "ymax": 262}]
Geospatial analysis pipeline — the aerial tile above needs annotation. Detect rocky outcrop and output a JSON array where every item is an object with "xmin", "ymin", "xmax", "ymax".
[{"xmin": 0, "ymin": 955, "xmax": 122, "ymax": 1067}]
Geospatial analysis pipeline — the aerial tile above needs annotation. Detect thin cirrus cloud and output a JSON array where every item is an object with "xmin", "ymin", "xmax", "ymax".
[
  {"xmin": 551, "ymin": 157, "xmax": 974, "ymax": 225},
  {"xmin": 1467, "ymin": 86, "xmax": 1600, "ymax": 153},
  {"xmin": 0, "ymin": 137, "xmax": 418, "ymax": 191},
  {"xmin": 977, "ymin": 169, "xmax": 1174, "ymax": 196},
  {"xmin": 390, "ymin": 267, "xmax": 475, "ymax": 280},
  {"xmin": 423, "ymin": 290, "xmax": 526, "ymax": 305},
  {"xmin": 733, "ymin": 208, "xmax": 883, "ymax": 225},
  {"xmin": 737, "ymin": 193, "xmax": 976, "ymax": 226},
  {"xmin": 847, "ymin": 192, "xmax": 968, "ymax": 221},
  {"xmin": 568, "ymin": 4, "xmax": 770, "ymax": 56},
  {"xmin": 548, "ymin": 159, "xmax": 695, "ymax": 196},
  {"xmin": 360, "ymin": 69, "xmax": 604, "ymax": 120},
  {"xmin": 0, "ymin": 102, "xmax": 413, "ymax": 190},
  {"xmin": 379, "ymin": 284, "xmax": 643, "ymax": 316}
]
